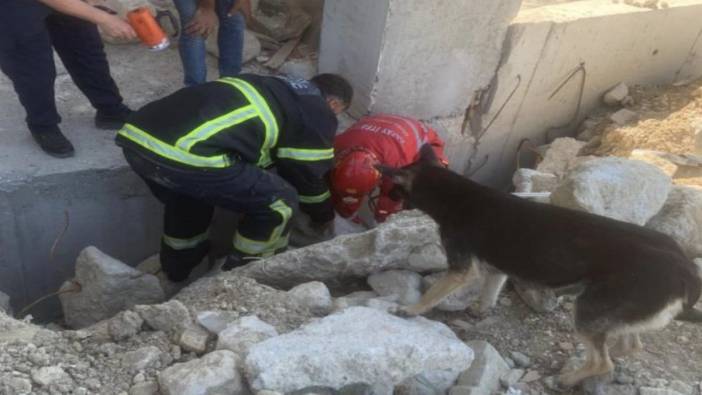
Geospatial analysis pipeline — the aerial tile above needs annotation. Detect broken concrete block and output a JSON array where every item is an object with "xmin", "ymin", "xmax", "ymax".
[
  {"xmin": 639, "ymin": 388, "xmax": 684, "ymax": 395},
  {"xmin": 629, "ymin": 149, "xmax": 678, "ymax": 177},
  {"xmin": 0, "ymin": 376, "xmax": 33, "ymax": 395},
  {"xmin": 159, "ymin": 350, "xmax": 244, "ymax": 395},
  {"xmin": 245, "ymin": 307, "xmax": 474, "ymax": 393},
  {"xmin": 395, "ymin": 374, "xmax": 443, "ymax": 395},
  {"xmin": 646, "ymin": 186, "xmax": 702, "ymax": 258},
  {"xmin": 512, "ymin": 281, "xmax": 560, "ymax": 313},
  {"xmin": 332, "ymin": 291, "xmax": 378, "ymax": 312},
  {"xmin": 108, "ymin": 310, "xmax": 144, "ymax": 342},
  {"xmin": 512, "ymin": 168, "xmax": 559, "ymax": 193},
  {"xmin": 456, "ymin": 341, "xmax": 510, "ymax": 395},
  {"xmin": 216, "ymin": 315, "xmax": 278, "ymax": 357},
  {"xmin": 364, "ymin": 297, "xmax": 400, "ymax": 313},
  {"xmin": 367, "ymin": 270, "xmax": 423, "ymax": 306},
  {"xmin": 59, "ymin": 247, "xmax": 165, "ymax": 329},
  {"xmin": 603, "ymin": 83, "xmax": 629, "ymax": 106},
  {"xmin": 0, "ymin": 291, "xmax": 11, "ymax": 316},
  {"xmin": 500, "ymin": 369, "xmax": 525, "ymax": 388},
  {"xmin": 196, "ymin": 310, "xmax": 241, "ymax": 335},
  {"xmin": 536, "ymin": 138, "xmax": 588, "ymax": 179},
  {"xmin": 31, "ymin": 366, "xmax": 73, "ymax": 388},
  {"xmin": 235, "ymin": 211, "xmax": 447, "ymax": 289},
  {"xmin": 551, "ymin": 158, "xmax": 672, "ymax": 225},
  {"xmin": 129, "ymin": 381, "xmax": 159, "ymax": 395},
  {"xmin": 135, "ymin": 300, "xmax": 191, "ymax": 336},
  {"xmin": 422, "ymin": 272, "xmax": 481, "ymax": 312},
  {"xmin": 121, "ymin": 346, "xmax": 163, "ymax": 372},
  {"xmin": 178, "ymin": 325, "xmax": 210, "ymax": 355},
  {"xmin": 287, "ymin": 281, "xmax": 333, "ymax": 315},
  {"xmin": 609, "ymin": 108, "xmax": 639, "ymax": 125}
]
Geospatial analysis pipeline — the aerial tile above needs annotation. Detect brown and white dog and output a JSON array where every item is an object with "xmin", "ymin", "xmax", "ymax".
[{"xmin": 378, "ymin": 145, "xmax": 702, "ymax": 387}]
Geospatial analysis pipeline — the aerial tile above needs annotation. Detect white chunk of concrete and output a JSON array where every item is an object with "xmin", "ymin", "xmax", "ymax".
[
  {"xmin": 603, "ymin": 82, "xmax": 630, "ymax": 106},
  {"xmin": 512, "ymin": 168, "xmax": 559, "ymax": 193},
  {"xmin": 196, "ymin": 310, "xmax": 241, "ymax": 336},
  {"xmin": 536, "ymin": 138, "xmax": 589, "ymax": 179},
  {"xmin": 121, "ymin": 346, "xmax": 163, "ymax": 372},
  {"xmin": 31, "ymin": 366, "xmax": 73, "ymax": 387},
  {"xmin": 367, "ymin": 270, "xmax": 423, "ymax": 306},
  {"xmin": 234, "ymin": 211, "xmax": 448, "ymax": 288},
  {"xmin": 609, "ymin": 108, "xmax": 639, "ymax": 125},
  {"xmin": 178, "ymin": 325, "xmax": 211, "ymax": 355},
  {"xmin": 159, "ymin": 350, "xmax": 245, "ymax": 395},
  {"xmin": 551, "ymin": 157, "xmax": 672, "ymax": 225},
  {"xmin": 422, "ymin": 272, "xmax": 481, "ymax": 312},
  {"xmin": 59, "ymin": 247, "xmax": 165, "ymax": 329},
  {"xmin": 287, "ymin": 282, "xmax": 333, "ymax": 315},
  {"xmin": 638, "ymin": 388, "xmax": 684, "ymax": 395},
  {"xmin": 456, "ymin": 341, "xmax": 510, "ymax": 395},
  {"xmin": 245, "ymin": 307, "xmax": 474, "ymax": 393},
  {"xmin": 216, "ymin": 316, "xmax": 279, "ymax": 358},
  {"xmin": 129, "ymin": 381, "xmax": 159, "ymax": 395},
  {"xmin": 332, "ymin": 291, "xmax": 379, "ymax": 312},
  {"xmin": 135, "ymin": 300, "xmax": 192, "ymax": 336},
  {"xmin": 108, "ymin": 310, "xmax": 144, "ymax": 342},
  {"xmin": 647, "ymin": 186, "xmax": 702, "ymax": 258}
]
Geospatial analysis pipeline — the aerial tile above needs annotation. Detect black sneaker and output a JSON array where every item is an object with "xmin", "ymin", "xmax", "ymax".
[
  {"xmin": 30, "ymin": 127, "xmax": 75, "ymax": 158},
  {"xmin": 95, "ymin": 108, "xmax": 133, "ymax": 130}
]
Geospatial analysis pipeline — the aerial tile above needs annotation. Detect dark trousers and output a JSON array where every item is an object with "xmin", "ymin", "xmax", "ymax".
[
  {"xmin": 124, "ymin": 149, "xmax": 298, "ymax": 281},
  {"xmin": 0, "ymin": 4, "xmax": 127, "ymax": 132}
]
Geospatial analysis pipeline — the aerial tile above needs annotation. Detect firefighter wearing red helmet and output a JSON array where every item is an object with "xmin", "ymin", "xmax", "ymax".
[{"xmin": 331, "ymin": 114, "xmax": 448, "ymax": 224}]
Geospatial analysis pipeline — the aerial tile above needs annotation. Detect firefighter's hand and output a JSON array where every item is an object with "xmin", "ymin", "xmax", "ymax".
[
  {"xmin": 186, "ymin": 7, "xmax": 217, "ymax": 37},
  {"xmin": 97, "ymin": 14, "xmax": 137, "ymax": 40}
]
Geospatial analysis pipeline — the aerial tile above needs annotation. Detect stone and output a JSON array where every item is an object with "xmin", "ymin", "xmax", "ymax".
[
  {"xmin": 609, "ymin": 108, "xmax": 639, "ymax": 125},
  {"xmin": 536, "ymin": 138, "xmax": 589, "ymax": 179},
  {"xmin": 288, "ymin": 386, "xmax": 337, "ymax": 395},
  {"xmin": 178, "ymin": 325, "xmax": 211, "ymax": 354},
  {"xmin": 256, "ymin": 391, "xmax": 284, "ymax": 395},
  {"xmin": 245, "ymin": 307, "xmax": 473, "ymax": 393},
  {"xmin": 159, "ymin": 350, "xmax": 244, "ymax": 395},
  {"xmin": 638, "ymin": 388, "xmax": 684, "ymax": 395},
  {"xmin": 551, "ymin": 158, "xmax": 672, "ymax": 225},
  {"xmin": 668, "ymin": 380, "xmax": 693, "ymax": 395},
  {"xmin": 511, "ymin": 282, "xmax": 559, "ymax": 313},
  {"xmin": 603, "ymin": 83, "xmax": 629, "ymax": 106},
  {"xmin": 509, "ymin": 352, "xmax": 531, "ymax": 368},
  {"xmin": 512, "ymin": 169, "xmax": 559, "ymax": 193},
  {"xmin": 31, "ymin": 366, "xmax": 73, "ymax": 387},
  {"xmin": 0, "ymin": 375, "xmax": 33, "ymax": 394},
  {"xmin": 287, "ymin": 281, "xmax": 333, "ymax": 315},
  {"xmin": 646, "ymin": 186, "xmax": 702, "ymax": 258},
  {"xmin": 333, "ymin": 291, "xmax": 378, "ymax": 311},
  {"xmin": 500, "ymin": 369, "xmax": 525, "ymax": 387},
  {"xmin": 0, "ymin": 291, "xmax": 11, "ymax": 316},
  {"xmin": 629, "ymin": 149, "xmax": 678, "ymax": 177},
  {"xmin": 365, "ymin": 297, "xmax": 401, "ymax": 313},
  {"xmin": 423, "ymin": 272, "xmax": 481, "ymax": 312},
  {"xmin": 59, "ymin": 246, "xmax": 165, "ymax": 328},
  {"xmin": 367, "ymin": 270, "xmax": 423, "ymax": 306},
  {"xmin": 448, "ymin": 385, "xmax": 480, "ymax": 395},
  {"xmin": 135, "ymin": 300, "xmax": 192, "ymax": 336},
  {"xmin": 234, "ymin": 211, "xmax": 448, "ymax": 288},
  {"xmin": 521, "ymin": 370, "xmax": 541, "ymax": 383},
  {"xmin": 196, "ymin": 310, "xmax": 241, "ymax": 335},
  {"xmin": 216, "ymin": 315, "xmax": 278, "ymax": 357},
  {"xmin": 395, "ymin": 374, "xmax": 443, "ymax": 395},
  {"xmin": 121, "ymin": 346, "xmax": 163, "ymax": 372},
  {"xmin": 129, "ymin": 381, "xmax": 159, "ymax": 395},
  {"xmin": 108, "ymin": 310, "xmax": 144, "ymax": 342},
  {"xmin": 457, "ymin": 341, "xmax": 509, "ymax": 395}
]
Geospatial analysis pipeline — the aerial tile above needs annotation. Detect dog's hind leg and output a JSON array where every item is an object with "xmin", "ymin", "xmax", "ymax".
[
  {"xmin": 401, "ymin": 266, "xmax": 479, "ymax": 316},
  {"xmin": 477, "ymin": 270, "xmax": 508, "ymax": 315},
  {"xmin": 611, "ymin": 333, "xmax": 643, "ymax": 358},
  {"xmin": 559, "ymin": 332, "xmax": 614, "ymax": 387}
]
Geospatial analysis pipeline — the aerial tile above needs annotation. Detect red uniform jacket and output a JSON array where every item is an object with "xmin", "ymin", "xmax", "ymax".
[{"xmin": 333, "ymin": 114, "xmax": 448, "ymax": 222}]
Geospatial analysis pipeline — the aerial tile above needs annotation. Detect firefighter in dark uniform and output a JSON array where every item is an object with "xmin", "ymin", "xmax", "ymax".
[{"xmin": 116, "ymin": 73, "xmax": 353, "ymax": 282}]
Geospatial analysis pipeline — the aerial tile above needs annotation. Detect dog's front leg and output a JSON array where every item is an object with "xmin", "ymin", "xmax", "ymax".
[
  {"xmin": 400, "ymin": 257, "xmax": 479, "ymax": 317},
  {"xmin": 476, "ymin": 269, "xmax": 508, "ymax": 315}
]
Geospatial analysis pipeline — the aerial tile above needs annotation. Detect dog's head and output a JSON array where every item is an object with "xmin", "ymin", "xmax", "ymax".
[{"xmin": 376, "ymin": 144, "xmax": 443, "ymax": 199}]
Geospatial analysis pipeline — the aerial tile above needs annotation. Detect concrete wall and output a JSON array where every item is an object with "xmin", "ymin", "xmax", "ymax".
[{"xmin": 469, "ymin": 0, "xmax": 702, "ymax": 186}]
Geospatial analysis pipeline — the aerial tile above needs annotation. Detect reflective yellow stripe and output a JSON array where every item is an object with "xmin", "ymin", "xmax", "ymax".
[
  {"xmin": 219, "ymin": 78, "xmax": 279, "ymax": 168},
  {"xmin": 233, "ymin": 199, "xmax": 292, "ymax": 256},
  {"xmin": 118, "ymin": 124, "xmax": 231, "ymax": 168},
  {"xmin": 299, "ymin": 190, "xmax": 331, "ymax": 204},
  {"xmin": 277, "ymin": 147, "xmax": 334, "ymax": 162},
  {"xmin": 175, "ymin": 105, "xmax": 259, "ymax": 151},
  {"xmin": 163, "ymin": 231, "xmax": 209, "ymax": 250}
]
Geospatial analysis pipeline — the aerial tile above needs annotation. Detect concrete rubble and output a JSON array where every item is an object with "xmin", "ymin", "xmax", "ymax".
[
  {"xmin": 287, "ymin": 281, "xmax": 333, "ymax": 316},
  {"xmin": 512, "ymin": 168, "xmax": 559, "ymax": 193},
  {"xmin": 0, "ymin": 291, "xmax": 11, "ymax": 316},
  {"xmin": 59, "ymin": 246, "xmax": 166, "ymax": 329},
  {"xmin": 216, "ymin": 315, "xmax": 279, "ymax": 357},
  {"xmin": 603, "ymin": 82, "xmax": 631, "ymax": 107},
  {"xmin": 454, "ymin": 341, "xmax": 510, "ymax": 395},
  {"xmin": 158, "ymin": 350, "xmax": 245, "ymax": 395},
  {"xmin": 551, "ymin": 157, "xmax": 672, "ymax": 225},
  {"xmin": 367, "ymin": 270, "xmax": 423, "ymax": 306},
  {"xmin": 245, "ymin": 307, "xmax": 474, "ymax": 394},
  {"xmin": 646, "ymin": 185, "xmax": 702, "ymax": 258},
  {"xmin": 535, "ymin": 138, "xmax": 590, "ymax": 179}
]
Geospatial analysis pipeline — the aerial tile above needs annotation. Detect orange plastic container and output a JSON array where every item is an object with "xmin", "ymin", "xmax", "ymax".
[{"xmin": 127, "ymin": 7, "xmax": 170, "ymax": 51}]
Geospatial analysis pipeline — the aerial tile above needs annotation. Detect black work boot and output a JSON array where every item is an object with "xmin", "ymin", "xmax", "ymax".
[
  {"xmin": 95, "ymin": 107, "xmax": 133, "ymax": 130},
  {"xmin": 30, "ymin": 126, "xmax": 75, "ymax": 158}
]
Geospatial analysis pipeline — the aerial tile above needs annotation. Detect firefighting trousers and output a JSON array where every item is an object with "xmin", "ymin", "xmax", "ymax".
[{"xmin": 124, "ymin": 149, "xmax": 298, "ymax": 282}]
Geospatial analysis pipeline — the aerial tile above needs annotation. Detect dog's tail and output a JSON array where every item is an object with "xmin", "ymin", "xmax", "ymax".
[{"xmin": 675, "ymin": 262, "xmax": 702, "ymax": 323}]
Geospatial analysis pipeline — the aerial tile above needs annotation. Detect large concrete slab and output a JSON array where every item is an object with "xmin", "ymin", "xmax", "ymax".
[
  {"xmin": 469, "ymin": 0, "xmax": 702, "ymax": 187},
  {"xmin": 319, "ymin": 0, "xmax": 522, "ymax": 119}
]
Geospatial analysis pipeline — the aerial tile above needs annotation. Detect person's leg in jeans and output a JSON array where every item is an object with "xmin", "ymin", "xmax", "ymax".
[
  {"xmin": 0, "ymin": 4, "xmax": 74, "ymax": 157},
  {"xmin": 216, "ymin": 0, "xmax": 245, "ymax": 77},
  {"xmin": 173, "ymin": 0, "xmax": 208, "ymax": 86},
  {"xmin": 46, "ymin": 12, "xmax": 131, "ymax": 130}
]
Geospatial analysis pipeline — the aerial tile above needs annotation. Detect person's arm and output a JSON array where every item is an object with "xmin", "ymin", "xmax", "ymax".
[
  {"xmin": 185, "ymin": 0, "xmax": 218, "ymax": 37},
  {"xmin": 37, "ymin": 0, "xmax": 136, "ymax": 40}
]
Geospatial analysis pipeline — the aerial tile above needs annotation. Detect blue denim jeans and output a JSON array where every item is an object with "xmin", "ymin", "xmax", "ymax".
[{"xmin": 173, "ymin": 0, "xmax": 245, "ymax": 86}]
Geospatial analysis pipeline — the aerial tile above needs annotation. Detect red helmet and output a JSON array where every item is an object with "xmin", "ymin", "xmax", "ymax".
[{"xmin": 330, "ymin": 150, "xmax": 381, "ymax": 217}]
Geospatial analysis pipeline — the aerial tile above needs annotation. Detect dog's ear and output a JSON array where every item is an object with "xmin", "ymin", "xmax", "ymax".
[
  {"xmin": 375, "ymin": 164, "xmax": 412, "ymax": 190},
  {"xmin": 419, "ymin": 144, "xmax": 442, "ymax": 167}
]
